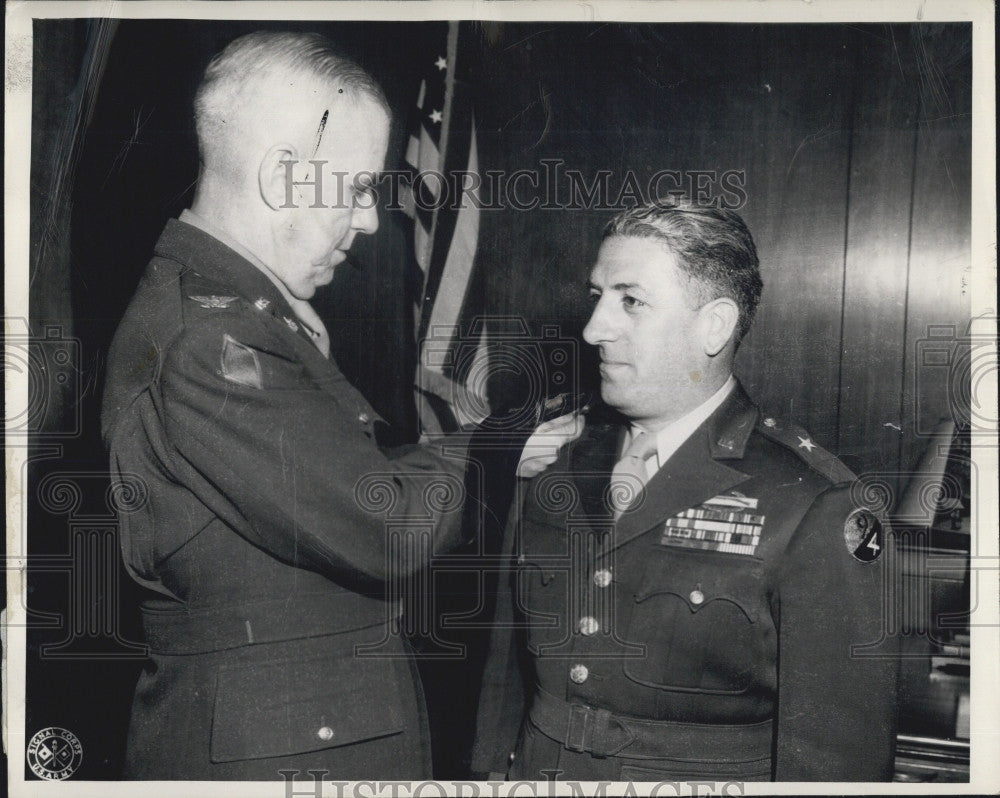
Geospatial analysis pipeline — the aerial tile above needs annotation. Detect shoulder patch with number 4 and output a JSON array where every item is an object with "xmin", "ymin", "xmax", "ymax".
[{"xmin": 844, "ymin": 508, "xmax": 883, "ymax": 562}]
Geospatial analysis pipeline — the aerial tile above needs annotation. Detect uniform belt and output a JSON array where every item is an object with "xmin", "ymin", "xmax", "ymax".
[
  {"xmin": 140, "ymin": 592, "xmax": 400, "ymax": 654},
  {"xmin": 529, "ymin": 688, "xmax": 773, "ymax": 761}
]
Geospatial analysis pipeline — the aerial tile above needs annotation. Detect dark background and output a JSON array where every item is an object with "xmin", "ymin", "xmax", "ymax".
[{"xmin": 22, "ymin": 19, "xmax": 971, "ymax": 779}]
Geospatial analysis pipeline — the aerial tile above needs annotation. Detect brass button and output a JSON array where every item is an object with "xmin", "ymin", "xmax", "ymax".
[
  {"xmin": 358, "ymin": 412, "xmax": 370, "ymax": 424},
  {"xmin": 578, "ymin": 616, "xmax": 599, "ymax": 636},
  {"xmin": 763, "ymin": 417, "xmax": 776, "ymax": 427},
  {"xmin": 593, "ymin": 569, "xmax": 612, "ymax": 588},
  {"xmin": 569, "ymin": 664, "xmax": 589, "ymax": 684},
  {"xmin": 317, "ymin": 726, "xmax": 334, "ymax": 741},
  {"xmin": 689, "ymin": 589, "xmax": 705, "ymax": 606}
]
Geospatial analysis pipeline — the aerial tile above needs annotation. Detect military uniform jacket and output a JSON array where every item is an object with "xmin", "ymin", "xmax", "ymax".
[
  {"xmin": 472, "ymin": 385, "xmax": 898, "ymax": 782},
  {"xmin": 101, "ymin": 219, "xmax": 467, "ymax": 780}
]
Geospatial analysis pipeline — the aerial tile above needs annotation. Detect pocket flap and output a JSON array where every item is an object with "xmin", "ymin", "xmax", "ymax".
[
  {"xmin": 211, "ymin": 652, "xmax": 404, "ymax": 763},
  {"xmin": 633, "ymin": 587, "xmax": 756, "ymax": 622}
]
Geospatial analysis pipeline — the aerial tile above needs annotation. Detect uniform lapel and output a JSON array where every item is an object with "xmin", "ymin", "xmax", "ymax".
[
  {"xmin": 568, "ymin": 410, "xmax": 623, "ymax": 521},
  {"xmin": 607, "ymin": 385, "xmax": 758, "ymax": 554}
]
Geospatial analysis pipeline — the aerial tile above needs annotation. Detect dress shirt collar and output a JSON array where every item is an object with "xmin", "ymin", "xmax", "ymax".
[{"xmin": 625, "ymin": 375, "xmax": 737, "ymax": 476}]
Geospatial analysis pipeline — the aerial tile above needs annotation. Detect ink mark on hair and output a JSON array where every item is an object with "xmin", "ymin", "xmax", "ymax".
[{"xmin": 312, "ymin": 108, "xmax": 329, "ymax": 157}]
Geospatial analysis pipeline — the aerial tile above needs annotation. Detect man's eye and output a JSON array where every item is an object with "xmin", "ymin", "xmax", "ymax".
[
  {"xmin": 352, "ymin": 185, "xmax": 376, "ymax": 208},
  {"xmin": 587, "ymin": 291, "xmax": 601, "ymax": 304},
  {"xmin": 622, "ymin": 295, "xmax": 645, "ymax": 310}
]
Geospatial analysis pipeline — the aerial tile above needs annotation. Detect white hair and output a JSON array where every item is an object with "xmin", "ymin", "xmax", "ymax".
[{"xmin": 193, "ymin": 31, "xmax": 390, "ymax": 174}]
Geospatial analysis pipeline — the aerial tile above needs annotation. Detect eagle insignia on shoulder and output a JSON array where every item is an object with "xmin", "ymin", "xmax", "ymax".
[{"xmin": 188, "ymin": 295, "xmax": 238, "ymax": 309}]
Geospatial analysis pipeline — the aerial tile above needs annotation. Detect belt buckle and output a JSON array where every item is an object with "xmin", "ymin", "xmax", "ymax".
[{"xmin": 564, "ymin": 704, "xmax": 592, "ymax": 753}]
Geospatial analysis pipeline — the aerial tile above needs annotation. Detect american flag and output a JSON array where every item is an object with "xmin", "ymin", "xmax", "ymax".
[{"xmin": 403, "ymin": 22, "xmax": 488, "ymax": 434}]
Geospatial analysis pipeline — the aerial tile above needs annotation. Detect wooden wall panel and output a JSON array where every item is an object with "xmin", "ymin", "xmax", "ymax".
[
  {"xmin": 899, "ymin": 26, "xmax": 973, "ymax": 480},
  {"xmin": 837, "ymin": 26, "xmax": 920, "ymax": 483},
  {"xmin": 734, "ymin": 25, "xmax": 855, "ymax": 449}
]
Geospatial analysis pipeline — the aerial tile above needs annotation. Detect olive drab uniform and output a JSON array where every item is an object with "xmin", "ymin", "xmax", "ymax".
[
  {"xmin": 102, "ymin": 219, "xmax": 467, "ymax": 779},
  {"xmin": 472, "ymin": 385, "xmax": 898, "ymax": 782}
]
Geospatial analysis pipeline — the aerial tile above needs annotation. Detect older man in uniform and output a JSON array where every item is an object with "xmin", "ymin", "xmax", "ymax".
[
  {"xmin": 102, "ymin": 32, "xmax": 470, "ymax": 780},
  {"xmin": 472, "ymin": 201, "xmax": 898, "ymax": 782}
]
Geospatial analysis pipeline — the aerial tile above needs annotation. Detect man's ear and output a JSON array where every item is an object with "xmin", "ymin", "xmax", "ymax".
[
  {"xmin": 698, "ymin": 297, "xmax": 740, "ymax": 357},
  {"xmin": 258, "ymin": 143, "xmax": 300, "ymax": 211}
]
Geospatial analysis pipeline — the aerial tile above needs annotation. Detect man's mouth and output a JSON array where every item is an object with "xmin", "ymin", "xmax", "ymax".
[{"xmin": 599, "ymin": 360, "xmax": 629, "ymax": 375}]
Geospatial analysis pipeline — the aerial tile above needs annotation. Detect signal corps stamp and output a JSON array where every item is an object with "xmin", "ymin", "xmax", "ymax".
[{"xmin": 26, "ymin": 727, "xmax": 83, "ymax": 780}]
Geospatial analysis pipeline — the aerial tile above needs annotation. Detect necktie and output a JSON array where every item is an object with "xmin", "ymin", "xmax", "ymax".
[{"xmin": 610, "ymin": 431, "xmax": 659, "ymax": 519}]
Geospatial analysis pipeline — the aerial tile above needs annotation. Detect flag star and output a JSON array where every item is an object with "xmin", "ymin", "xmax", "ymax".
[
  {"xmin": 435, "ymin": 56, "xmax": 447, "ymax": 71},
  {"xmin": 429, "ymin": 109, "xmax": 443, "ymax": 124},
  {"xmin": 797, "ymin": 436, "xmax": 817, "ymax": 452}
]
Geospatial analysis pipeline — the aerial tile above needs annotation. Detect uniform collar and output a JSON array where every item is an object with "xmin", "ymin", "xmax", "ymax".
[
  {"xmin": 156, "ymin": 217, "xmax": 294, "ymax": 318},
  {"xmin": 705, "ymin": 380, "xmax": 759, "ymax": 460},
  {"xmin": 627, "ymin": 375, "xmax": 737, "ymax": 470},
  {"xmin": 175, "ymin": 211, "xmax": 330, "ymax": 356}
]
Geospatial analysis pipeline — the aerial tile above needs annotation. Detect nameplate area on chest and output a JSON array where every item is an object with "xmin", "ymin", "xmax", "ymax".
[{"xmin": 659, "ymin": 494, "xmax": 765, "ymax": 557}]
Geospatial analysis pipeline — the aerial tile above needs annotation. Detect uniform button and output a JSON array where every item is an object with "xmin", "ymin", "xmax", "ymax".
[
  {"xmin": 689, "ymin": 589, "xmax": 705, "ymax": 605},
  {"xmin": 578, "ymin": 616, "xmax": 599, "ymax": 635},
  {"xmin": 763, "ymin": 417, "xmax": 776, "ymax": 427},
  {"xmin": 317, "ymin": 726, "xmax": 334, "ymax": 741},
  {"xmin": 569, "ymin": 664, "xmax": 589, "ymax": 684},
  {"xmin": 358, "ymin": 412, "xmax": 370, "ymax": 424},
  {"xmin": 593, "ymin": 569, "xmax": 612, "ymax": 588}
]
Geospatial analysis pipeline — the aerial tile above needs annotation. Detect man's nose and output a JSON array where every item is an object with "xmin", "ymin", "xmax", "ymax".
[
  {"xmin": 582, "ymin": 298, "xmax": 615, "ymax": 345},
  {"xmin": 351, "ymin": 201, "xmax": 380, "ymax": 236}
]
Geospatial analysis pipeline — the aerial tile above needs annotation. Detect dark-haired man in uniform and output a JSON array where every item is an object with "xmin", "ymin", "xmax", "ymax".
[{"xmin": 472, "ymin": 200, "xmax": 898, "ymax": 782}]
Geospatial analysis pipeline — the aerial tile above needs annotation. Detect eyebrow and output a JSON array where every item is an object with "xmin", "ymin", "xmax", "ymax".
[{"xmin": 587, "ymin": 280, "xmax": 647, "ymax": 293}]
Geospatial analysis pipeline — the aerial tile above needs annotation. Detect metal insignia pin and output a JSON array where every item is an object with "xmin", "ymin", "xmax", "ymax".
[
  {"xmin": 189, "ymin": 295, "xmax": 238, "ymax": 309},
  {"xmin": 283, "ymin": 316, "xmax": 299, "ymax": 332},
  {"xmin": 254, "ymin": 298, "xmax": 270, "ymax": 311}
]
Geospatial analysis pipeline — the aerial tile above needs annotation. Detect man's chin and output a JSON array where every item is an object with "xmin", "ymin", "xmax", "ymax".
[{"xmin": 599, "ymin": 382, "xmax": 626, "ymax": 411}]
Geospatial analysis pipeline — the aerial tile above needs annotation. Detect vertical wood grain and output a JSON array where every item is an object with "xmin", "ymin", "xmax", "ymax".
[
  {"xmin": 899, "ymin": 25, "xmax": 972, "ymax": 484},
  {"xmin": 734, "ymin": 25, "xmax": 855, "ymax": 449},
  {"xmin": 837, "ymin": 26, "xmax": 920, "ymax": 486}
]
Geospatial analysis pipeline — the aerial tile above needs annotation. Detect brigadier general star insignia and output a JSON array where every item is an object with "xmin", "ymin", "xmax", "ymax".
[{"xmin": 189, "ymin": 295, "xmax": 238, "ymax": 309}]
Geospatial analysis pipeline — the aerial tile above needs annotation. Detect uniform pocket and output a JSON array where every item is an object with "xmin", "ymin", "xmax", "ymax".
[
  {"xmin": 622, "ymin": 550, "xmax": 764, "ymax": 694},
  {"xmin": 210, "ymin": 650, "xmax": 404, "ymax": 762}
]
